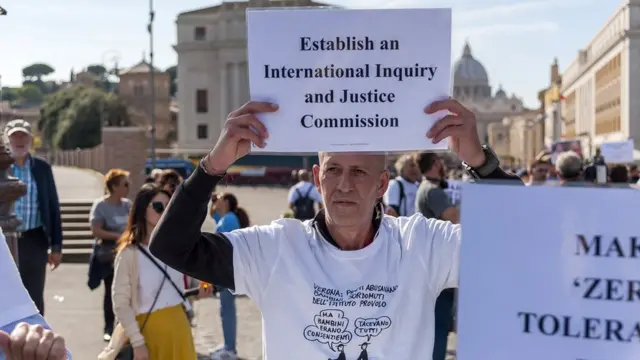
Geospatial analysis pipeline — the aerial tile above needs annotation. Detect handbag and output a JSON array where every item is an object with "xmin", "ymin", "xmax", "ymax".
[
  {"xmin": 97, "ymin": 247, "xmax": 167, "ymax": 360},
  {"xmin": 136, "ymin": 245, "xmax": 194, "ymax": 322},
  {"xmin": 95, "ymin": 239, "xmax": 117, "ymax": 264}
]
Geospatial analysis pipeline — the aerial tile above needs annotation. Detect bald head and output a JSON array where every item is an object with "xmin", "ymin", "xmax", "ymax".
[{"xmin": 318, "ymin": 152, "xmax": 387, "ymax": 172}]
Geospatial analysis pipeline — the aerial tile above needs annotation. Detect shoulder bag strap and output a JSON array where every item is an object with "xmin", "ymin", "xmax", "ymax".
[
  {"xmin": 137, "ymin": 244, "xmax": 187, "ymax": 302},
  {"xmin": 138, "ymin": 265, "xmax": 167, "ymax": 332},
  {"xmin": 304, "ymin": 185, "xmax": 313, "ymax": 198},
  {"xmin": 396, "ymin": 179, "xmax": 405, "ymax": 215}
]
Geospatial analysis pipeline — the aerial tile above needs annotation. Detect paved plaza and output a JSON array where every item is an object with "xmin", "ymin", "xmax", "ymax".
[
  {"xmin": 52, "ymin": 166, "xmax": 104, "ymax": 200},
  {"xmin": 46, "ymin": 167, "xmax": 457, "ymax": 359}
]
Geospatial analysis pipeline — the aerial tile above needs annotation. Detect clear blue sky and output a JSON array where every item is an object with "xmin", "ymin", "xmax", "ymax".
[{"xmin": 0, "ymin": 0, "xmax": 619, "ymax": 108}]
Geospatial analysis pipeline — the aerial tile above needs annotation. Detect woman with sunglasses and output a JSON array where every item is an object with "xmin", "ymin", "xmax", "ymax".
[
  {"xmin": 87, "ymin": 168, "xmax": 132, "ymax": 342},
  {"xmin": 111, "ymin": 184, "xmax": 210, "ymax": 360},
  {"xmin": 208, "ymin": 192, "xmax": 250, "ymax": 360}
]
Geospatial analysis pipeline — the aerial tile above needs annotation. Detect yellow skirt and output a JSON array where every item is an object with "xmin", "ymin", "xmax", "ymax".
[{"xmin": 136, "ymin": 304, "xmax": 197, "ymax": 360}]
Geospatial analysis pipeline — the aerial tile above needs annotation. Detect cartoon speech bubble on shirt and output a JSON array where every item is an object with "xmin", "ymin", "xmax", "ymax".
[
  {"xmin": 354, "ymin": 316, "xmax": 392, "ymax": 341},
  {"xmin": 303, "ymin": 309, "xmax": 353, "ymax": 351}
]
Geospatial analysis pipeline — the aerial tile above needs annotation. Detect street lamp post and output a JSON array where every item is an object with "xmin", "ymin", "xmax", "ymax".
[
  {"xmin": 147, "ymin": 0, "xmax": 157, "ymax": 169},
  {"xmin": 577, "ymin": 131, "xmax": 593, "ymax": 159}
]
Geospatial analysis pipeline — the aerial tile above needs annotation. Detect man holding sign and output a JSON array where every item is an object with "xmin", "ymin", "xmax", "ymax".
[{"xmin": 149, "ymin": 97, "xmax": 521, "ymax": 359}]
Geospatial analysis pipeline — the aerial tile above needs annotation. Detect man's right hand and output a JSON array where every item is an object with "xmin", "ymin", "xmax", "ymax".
[
  {"xmin": 205, "ymin": 101, "xmax": 278, "ymax": 173},
  {"xmin": 0, "ymin": 323, "xmax": 67, "ymax": 360}
]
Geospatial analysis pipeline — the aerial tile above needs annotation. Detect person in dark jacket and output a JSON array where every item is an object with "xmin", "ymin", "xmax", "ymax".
[
  {"xmin": 148, "ymin": 99, "xmax": 522, "ymax": 359},
  {"xmin": 5, "ymin": 119, "xmax": 63, "ymax": 316}
]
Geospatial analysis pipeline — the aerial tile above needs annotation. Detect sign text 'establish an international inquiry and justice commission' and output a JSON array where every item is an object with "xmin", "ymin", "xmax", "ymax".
[{"xmin": 247, "ymin": 8, "xmax": 451, "ymax": 152}]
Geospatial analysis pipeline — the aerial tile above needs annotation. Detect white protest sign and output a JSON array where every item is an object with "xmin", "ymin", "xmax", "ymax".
[
  {"xmin": 247, "ymin": 8, "xmax": 452, "ymax": 153},
  {"xmin": 458, "ymin": 184, "xmax": 640, "ymax": 360},
  {"xmin": 445, "ymin": 179, "xmax": 462, "ymax": 205},
  {"xmin": 600, "ymin": 139, "xmax": 634, "ymax": 164}
]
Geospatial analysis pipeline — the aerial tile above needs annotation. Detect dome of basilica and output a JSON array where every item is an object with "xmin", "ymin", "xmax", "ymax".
[
  {"xmin": 454, "ymin": 42, "xmax": 489, "ymax": 86},
  {"xmin": 453, "ymin": 42, "xmax": 492, "ymax": 99}
]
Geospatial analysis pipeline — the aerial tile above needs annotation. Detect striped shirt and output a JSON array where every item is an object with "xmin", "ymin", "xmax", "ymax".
[{"xmin": 11, "ymin": 156, "xmax": 42, "ymax": 231}]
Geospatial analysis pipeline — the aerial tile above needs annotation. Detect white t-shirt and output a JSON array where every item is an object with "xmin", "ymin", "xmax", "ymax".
[
  {"xmin": 226, "ymin": 215, "xmax": 460, "ymax": 359},
  {"xmin": 383, "ymin": 176, "xmax": 419, "ymax": 216},
  {"xmin": 137, "ymin": 246, "xmax": 188, "ymax": 314},
  {"xmin": 0, "ymin": 228, "xmax": 39, "ymax": 327}
]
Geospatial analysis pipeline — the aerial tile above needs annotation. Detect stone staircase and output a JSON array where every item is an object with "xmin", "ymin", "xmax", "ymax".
[{"xmin": 60, "ymin": 200, "xmax": 94, "ymax": 263}]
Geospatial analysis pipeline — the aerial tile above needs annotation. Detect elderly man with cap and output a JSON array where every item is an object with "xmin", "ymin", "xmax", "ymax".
[{"xmin": 4, "ymin": 119, "xmax": 63, "ymax": 316}]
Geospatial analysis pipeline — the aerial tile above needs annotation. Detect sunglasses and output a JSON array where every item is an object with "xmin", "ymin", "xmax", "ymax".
[{"xmin": 151, "ymin": 201, "xmax": 165, "ymax": 214}]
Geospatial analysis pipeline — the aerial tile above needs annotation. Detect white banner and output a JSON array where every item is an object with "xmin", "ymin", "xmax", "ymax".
[
  {"xmin": 247, "ymin": 8, "xmax": 452, "ymax": 153},
  {"xmin": 458, "ymin": 184, "xmax": 640, "ymax": 360},
  {"xmin": 600, "ymin": 139, "xmax": 634, "ymax": 164},
  {"xmin": 445, "ymin": 179, "xmax": 462, "ymax": 206}
]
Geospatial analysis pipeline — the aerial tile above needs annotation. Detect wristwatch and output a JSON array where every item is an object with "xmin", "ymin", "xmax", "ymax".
[{"xmin": 462, "ymin": 145, "xmax": 500, "ymax": 178}]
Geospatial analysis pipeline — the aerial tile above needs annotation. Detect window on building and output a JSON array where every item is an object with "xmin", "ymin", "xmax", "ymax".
[
  {"xmin": 196, "ymin": 89, "xmax": 208, "ymax": 113},
  {"xmin": 194, "ymin": 26, "xmax": 206, "ymax": 41},
  {"xmin": 197, "ymin": 124, "xmax": 208, "ymax": 139}
]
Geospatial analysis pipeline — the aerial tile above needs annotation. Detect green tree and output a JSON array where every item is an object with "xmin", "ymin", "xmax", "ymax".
[
  {"xmin": 87, "ymin": 64, "xmax": 107, "ymax": 78},
  {"xmin": 40, "ymin": 86, "xmax": 131, "ymax": 150},
  {"xmin": 39, "ymin": 85, "xmax": 86, "ymax": 146},
  {"xmin": 166, "ymin": 65, "xmax": 177, "ymax": 96},
  {"xmin": 22, "ymin": 63, "xmax": 55, "ymax": 82},
  {"xmin": 18, "ymin": 84, "xmax": 44, "ymax": 103},
  {"xmin": 1, "ymin": 87, "xmax": 20, "ymax": 102}
]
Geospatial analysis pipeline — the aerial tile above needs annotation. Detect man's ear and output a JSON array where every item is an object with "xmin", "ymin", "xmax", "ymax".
[
  {"xmin": 312, "ymin": 165, "xmax": 321, "ymax": 193},
  {"xmin": 378, "ymin": 170, "xmax": 390, "ymax": 198}
]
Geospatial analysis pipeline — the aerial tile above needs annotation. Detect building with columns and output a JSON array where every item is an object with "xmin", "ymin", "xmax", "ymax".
[
  {"xmin": 118, "ymin": 61, "xmax": 174, "ymax": 148},
  {"xmin": 560, "ymin": 0, "xmax": 640, "ymax": 157},
  {"xmin": 486, "ymin": 58, "xmax": 563, "ymax": 166},
  {"xmin": 452, "ymin": 42, "xmax": 526, "ymax": 145},
  {"xmin": 174, "ymin": 0, "xmax": 331, "ymax": 153}
]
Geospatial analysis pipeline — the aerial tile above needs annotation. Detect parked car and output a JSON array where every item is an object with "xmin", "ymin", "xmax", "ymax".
[{"xmin": 145, "ymin": 158, "xmax": 196, "ymax": 179}]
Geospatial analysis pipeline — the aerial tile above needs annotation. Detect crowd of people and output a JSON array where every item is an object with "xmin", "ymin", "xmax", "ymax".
[{"xmin": 1, "ymin": 101, "xmax": 637, "ymax": 360}]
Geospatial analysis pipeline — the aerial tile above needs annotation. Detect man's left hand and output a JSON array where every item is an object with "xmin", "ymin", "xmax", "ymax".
[
  {"xmin": 48, "ymin": 252, "xmax": 62, "ymax": 270},
  {"xmin": 197, "ymin": 283, "xmax": 214, "ymax": 299},
  {"xmin": 425, "ymin": 98, "xmax": 486, "ymax": 167}
]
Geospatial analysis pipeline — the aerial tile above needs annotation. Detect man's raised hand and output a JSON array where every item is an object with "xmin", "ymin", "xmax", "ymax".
[{"xmin": 205, "ymin": 101, "xmax": 278, "ymax": 173}]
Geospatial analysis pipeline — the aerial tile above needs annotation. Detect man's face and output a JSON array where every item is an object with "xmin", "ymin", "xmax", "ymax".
[
  {"xmin": 8, "ymin": 131, "xmax": 32, "ymax": 158},
  {"xmin": 530, "ymin": 164, "xmax": 548, "ymax": 181},
  {"xmin": 313, "ymin": 153, "xmax": 389, "ymax": 227}
]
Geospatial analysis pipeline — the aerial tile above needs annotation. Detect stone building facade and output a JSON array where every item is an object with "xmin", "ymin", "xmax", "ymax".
[
  {"xmin": 118, "ymin": 61, "xmax": 173, "ymax": 148},
  {"xmin": 174, "ymin": 0, "xmax": 334, "ymax": 153},
  {"xmin": 560, "ymin": 0, "xmax": 640, "ymax": 156},
  {"xmin": 488, "ymin": 58, "xmax": 563, "ymax": 165},
  {"xmin": 452, "ymin": 42, "xmax": 526, "ymax": 145}
]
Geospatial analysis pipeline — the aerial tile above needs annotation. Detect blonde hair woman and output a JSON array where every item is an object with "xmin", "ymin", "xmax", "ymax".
[{"xmin": 87, "ymin": 168, "xmax": 131, "ymax": 342}]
